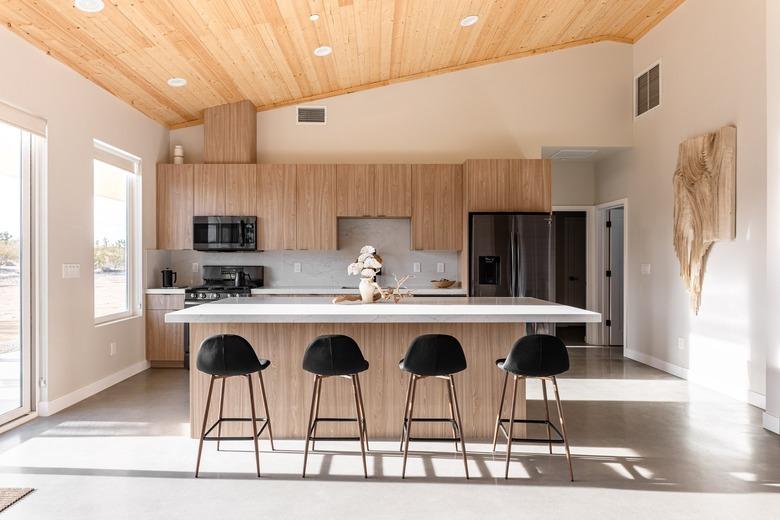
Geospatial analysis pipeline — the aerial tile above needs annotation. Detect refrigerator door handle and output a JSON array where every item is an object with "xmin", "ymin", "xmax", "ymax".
[{"xmin": 510, "ymin": 231, "xmax": 518, "ymax": 297}]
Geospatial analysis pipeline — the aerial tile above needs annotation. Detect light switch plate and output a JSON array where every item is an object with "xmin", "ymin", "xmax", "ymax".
[
  {"xmin": 109, "ymin": 342, "xmax": 117, "ymax": 356},
  {"xmin": 62, "ymin": 263, "xmax": 80, "ymax": 279},
  {"xmin": 294, "ymin": 262, "xmax": 302, "ymax": 273},
  {"xmin": 192, "ymin": 262, "xmax": 199, "ymax": 273},
  {"xmin": 412, "ymin": 262, "xmax": 421, "ymax": 273},
  {"xmin": 641, "ymin": 263, "xmax": 652, "ymax": 275},
  {"xmin": 437, "ymin": 262, "xmax": 445, "ymax": 273}
]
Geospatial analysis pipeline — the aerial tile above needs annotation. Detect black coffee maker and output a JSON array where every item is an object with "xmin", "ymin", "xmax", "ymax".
[{"xmin": 161, "ymin": 268, "xmax": 177, "ymax": 288}]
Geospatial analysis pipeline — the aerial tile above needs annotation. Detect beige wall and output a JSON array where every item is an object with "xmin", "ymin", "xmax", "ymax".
[
  {"xmin": 626, "ymin": 0, "xmax": 767, "ymax": 404},
  {"xmin": 552, "ymin": 161, "xmax": 596, "ymax": 206},
  {"xmin": 595, "ymin": 150, "xmax": 632, "ymax": 204},
  {"xmin": 171, "ymin": 41, "xmax": 633, "ymax": 163},
  {"xmin": 0, "ymin": 27, "xmax": 169, "ymax": 406}
]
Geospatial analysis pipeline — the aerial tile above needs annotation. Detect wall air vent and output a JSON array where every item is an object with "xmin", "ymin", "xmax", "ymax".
[
  {"xmin": 297, "ymin": 105, "xmax": 327, "ymax": 125},
  {"xmin": 550, "ymin": 149, "xmax": 599, "ymax": 160},
  {"xmin": 636, "ymin": 63, "xmax": 660, "ymax": 117}
]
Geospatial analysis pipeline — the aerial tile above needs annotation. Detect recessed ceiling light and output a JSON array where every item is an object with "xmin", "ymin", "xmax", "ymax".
[
  {"xmin": 309, "ymin": 14, "xmax": 320, "ymax": 22},
  {"xmin": 460, "ymin": 15, "xmax": 479, "ymax": 27},
  {"xmin": 167, "ymin": 77, "xmax": 187, "ymax": 88},
  {"xmin": 314, "ymin": 46, "xmax": 332, "ymax": 57},
  {"xmin": 74, "ymin": 0, "xmax": 104, "ymax": 13}
]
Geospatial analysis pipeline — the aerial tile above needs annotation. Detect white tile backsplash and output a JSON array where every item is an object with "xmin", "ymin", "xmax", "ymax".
[{"xmin": 162, "ymin": 219, "xmax": 459, "ymax": 288}]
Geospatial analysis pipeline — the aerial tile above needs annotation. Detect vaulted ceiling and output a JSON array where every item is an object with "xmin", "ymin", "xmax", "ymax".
[{"xmin": 0, "ymin": 0, "xmax": 683, "ymax": 128}]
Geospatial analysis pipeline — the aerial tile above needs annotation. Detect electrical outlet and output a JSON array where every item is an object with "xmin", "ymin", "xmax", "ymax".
[
  {"xmin": 294, "ymin": 262, "xmax": 302, "ymax": 273},
  {"xmin": 641, "ymin": 263, "xmax": 652, "ymax": 275},
  {"xmin": 677, "ymin": 337, "xmax": 686, "ymax": 351},
  {"xmin": 437, "ymin": 262, "xmax": 445, "ymax": 273},
  {"xmin": 109, "ymin": 342, "xmax": 117, "ymax": 356},
  {"xmin": 413, "ymin": 262, "xmax": 421, "ymax": 273},
  {"xmin": 62, "ymin": 263, "xmax": 80, "ymax": 279},
  {"xmin": 192, "ymin": 262, "xmax": 199, "ymax": 273}
]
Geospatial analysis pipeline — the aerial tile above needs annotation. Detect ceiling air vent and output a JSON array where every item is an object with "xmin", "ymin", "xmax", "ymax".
[
  {"xmin": 550, "ymin": 149, "xmax": 599, "ymax": 160},
  {"xmin": 297, "ymin": 106, "xmax": 327, "ymax": 125},
  {"xmin": 636, "ymin": 63, "xmax": 660, "ymax": 117}
]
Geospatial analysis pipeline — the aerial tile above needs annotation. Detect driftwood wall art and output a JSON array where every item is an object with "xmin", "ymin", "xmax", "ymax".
[{"xmin": 673, "ymin": 125, "xmax": 736, "ymax": 314}]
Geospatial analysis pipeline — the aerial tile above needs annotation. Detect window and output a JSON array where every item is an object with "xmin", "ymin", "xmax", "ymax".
[
  {"xmin": 93, "ymin": 140, "xmax": 141, "ymax": 323},
  {"xmin": 636, "ymin": 63, "xmax": 660, "ymax": 117}
]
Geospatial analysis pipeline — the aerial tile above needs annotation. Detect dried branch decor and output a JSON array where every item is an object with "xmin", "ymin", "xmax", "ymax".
[{"xmin": 673, "ymin": 125, "xmax": 736, "ymax": 314}]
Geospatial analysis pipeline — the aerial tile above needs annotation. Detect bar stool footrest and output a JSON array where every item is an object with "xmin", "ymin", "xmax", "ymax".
[
  {"xmin": 497, "ymin": 419, "xmax": 564, "ymax": 444},
  {"xmin": 402, "ymin": 416, "xmax": 461, "ymax": 443},
  {"xmin": 203, "ymin": 417, "xmax": 269, "ymax": 441}
]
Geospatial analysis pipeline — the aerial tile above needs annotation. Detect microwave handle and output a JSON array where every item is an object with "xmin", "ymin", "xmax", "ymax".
[{"xmin": 239, "ymin": 220, "xmax": 245, "ymax": 247}]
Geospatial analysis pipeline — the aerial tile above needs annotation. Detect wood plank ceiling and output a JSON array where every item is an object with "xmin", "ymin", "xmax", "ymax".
[{"xmin": 0, "ymin": 0, "xmax": 683, "ymax": 128}]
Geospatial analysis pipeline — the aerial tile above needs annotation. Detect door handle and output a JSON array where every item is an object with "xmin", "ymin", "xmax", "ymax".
[{"xmin": 568, "ymin": 276, "xmax": 578, "ymax": 281}]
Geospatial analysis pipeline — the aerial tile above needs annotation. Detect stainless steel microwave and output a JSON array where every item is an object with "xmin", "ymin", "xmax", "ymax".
[{"xmin": 193, "ymin": 216, "xmax": 257, "ymax": 252}]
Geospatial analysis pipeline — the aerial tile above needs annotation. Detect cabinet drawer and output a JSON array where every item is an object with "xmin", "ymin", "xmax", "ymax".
[{"xmin": 146, "ymin": 294, "xmax": 185, "ymax": 310}]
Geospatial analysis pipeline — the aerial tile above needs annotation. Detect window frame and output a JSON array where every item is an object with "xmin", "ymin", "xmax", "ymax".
[{"xmin": 92, "ymin": 140, "xmax": 142, "ymax": 326}]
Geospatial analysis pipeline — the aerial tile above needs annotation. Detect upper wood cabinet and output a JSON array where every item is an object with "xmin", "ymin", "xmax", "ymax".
[
  {"xmin": 225, "ymin": 164, "xmax": 257, "ymax": 215},
  {"xmin": 297, "ymin": 164, "xmax": 337, "ymax": 250},
  {"xmin": 194, "ymin": 164, "xmax": 225, "ymax": 215},
  {"xmin": 157, "ymin": 164, "xmax": 193, "ymax": 250},
  {"xmin": 336, "ymin": 164, "xmax": 412, "ymax": 217},
  {"xmin": 203, "ymin": 101, "xmax": 257, "ymax": 164},
  {"xmin": 411, "ymin": 164, "xmax": 463, "ymax": 250},
  {"xmin": 257, "ymin": 164, "xmax": 297, "ymax": 250},
  {"xmin": 465, "ymin": 159, "xmax": 551, "ymax": 212}
]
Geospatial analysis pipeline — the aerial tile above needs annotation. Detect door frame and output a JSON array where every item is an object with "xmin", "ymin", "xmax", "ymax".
[
  {"xmin": 552, "ymin": 206, "xmax": 598, "ymax": 344},
  {"xmin": 595, "ymin": 198, "xmax": 629, "ymax": 348}
]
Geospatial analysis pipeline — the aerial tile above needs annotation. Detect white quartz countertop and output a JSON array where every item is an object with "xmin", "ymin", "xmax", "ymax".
[
  {"xmin": 164, "ymin": 296, "xmax": 601, "ymax": 324},
  {"xmin": 250, "ymin": 287, "xmax": 467, "ymax": 296}
]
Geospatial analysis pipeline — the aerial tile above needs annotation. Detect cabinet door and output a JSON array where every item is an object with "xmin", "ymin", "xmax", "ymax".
[
  {"xmin": 194, "ymin": 164, "xmax": 226, "ymax": 215},
  {"xmin": 374, "ymin": 164, "xmax": 411, "ymax": 217},
  {"xmin": 508, "ymin": 159, "xmax": 552, "ymax": 212},
  {"xmin": 465, "ymin": 159, "xmax": 512, "ymax": 211},
  {"xmin": 297, "ymin": 164, "xmax": 337, "ymax": 250},
  {"xmin": 156, "ymin": 164, "xmax": 193, "ymax": 250},
  {"xmin": 146, "ymin": 310, "xmax": 184, "ymax": 365},
  {"xmin": 411, "ymin": 164, "xmax": 463, "ymax": 250},
  {"xmin": 257, "ymin": 164, "xmax": 297, "ymax": 250},
  {"xmin": 336, "ymin": 165, "xmax": 374, "ymax": 217},
  {"xmin": 225, "ymin": 164, "xmax": 257, "ymax": 215}
]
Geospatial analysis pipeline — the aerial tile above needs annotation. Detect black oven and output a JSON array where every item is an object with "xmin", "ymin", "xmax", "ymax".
[{"xmin": 193, "ymin": 216, "xmax": 256, "ymax": 251}]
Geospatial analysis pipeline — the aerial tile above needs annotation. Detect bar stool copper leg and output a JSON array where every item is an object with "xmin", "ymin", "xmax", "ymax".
[
  {"xmin": 448, "ymin": 375, "xmax": 469, "ymax": 479},
  {"xmin": 552, "ymin": 376, "xmax": 574, "ymax": 481},
  {"xmin": 401, "ymin": 375, "xmax": 418, "ymax": 479},
  {"xmin": 351, "ymin": 375, "xmax": 368, "ymax": 478},
  {"xmin": 355, "ymin": 374, "xmax": 369, "ymax": 452},
  {"xmin": 257, "ymin": 371, "xmax": 275, "ymax": 451},
  {"xmin": 302, "ymin": 375, "xmax": 320, "ymax": 478},
  {"xmin": 216, "ymin": 377, "xmax": 226, "ymax": 452},
  {"xmin": 195, "ymin": 375, "xmax": 216, "ymax": 478},
  {"xmin": 491, "ymin": 371, "xmax": 509, "ymax": 451},
  {"xmin": 541, "ymin": 378, "xmax": 553, "ymax": 455},
  {"xmin": 247, "ymin": 374, "xmax": 261, "ymax": 477},
  {"xmin": 399, "ymin": 375, "xmax": 413, "ymax": 451},
  {"xmin": 310, "ymin": 375, "xmax": 323, "ymax": 451},
  {"xmin": 504, "ymin": 375, "xmax": 519, "ymax": 479},
  {"xmin": 446, "ymin": 379, "xmax": 460, "ymax": 453}
]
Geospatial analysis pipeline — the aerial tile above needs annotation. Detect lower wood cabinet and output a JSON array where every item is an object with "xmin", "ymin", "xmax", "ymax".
[{"xmin": 145, "ymin": 295, "xmax": 185, "ymax": 368}]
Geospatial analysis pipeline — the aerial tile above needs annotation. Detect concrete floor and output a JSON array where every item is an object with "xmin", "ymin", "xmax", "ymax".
[{"xmin": 0, "ymin": 347, "xmax": 778, "ymax": 519}]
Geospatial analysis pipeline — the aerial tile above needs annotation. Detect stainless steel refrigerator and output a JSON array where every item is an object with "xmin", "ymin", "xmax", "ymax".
[{"xmin": 470, "ymin": 212, "xmax": 554, "ymax": 303}]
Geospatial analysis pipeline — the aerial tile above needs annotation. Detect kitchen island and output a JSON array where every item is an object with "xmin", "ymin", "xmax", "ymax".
[{"xmin": 166, "ymin": 297, "xmax": 600, "ymax": 439}]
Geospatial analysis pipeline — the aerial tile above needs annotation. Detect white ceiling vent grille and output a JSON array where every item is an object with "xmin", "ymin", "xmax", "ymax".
[
  {"xmin": 636, "ymin": 63, "xmax": 660, "ymax": 117},
  {"xmin": 550, "ymin": 149, "xmax": 599, "ymax": 160},
  {"xmin": 297, "ymin": 106, "xmax": 327, "ymax": 125}
]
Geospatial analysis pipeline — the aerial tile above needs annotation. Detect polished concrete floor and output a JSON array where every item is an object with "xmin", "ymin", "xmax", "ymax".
[{"xmin": 0, "ymin": 348, "xmax": 778, "ymax": 519}]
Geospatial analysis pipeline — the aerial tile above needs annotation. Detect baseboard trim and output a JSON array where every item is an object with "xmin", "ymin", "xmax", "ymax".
[
  {"xmin": 763, "ymin": 412, "xmax": 780, "ymax": 434},
  {"xmin": 37, "ymin": 360, "xmax": 150, "ymax": 417},
  {"xmin": 623, "ymin": 349, "xmax": 767, "ymax": 410},
  {"xmin": 0, "ymin": 412, "xmax": 39, "ymax": 435}
]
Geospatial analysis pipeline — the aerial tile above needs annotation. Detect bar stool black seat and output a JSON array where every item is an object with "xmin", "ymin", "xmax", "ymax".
[
  {"xmin": 399, "ymin": 334, "xmax": 469, "ymax": 479},
  {"xmin": 195, "ymin": 334, "xmax": 275, "ymax": 478},
  {"xmin": 302, "ymin": 335, "xmax": 370, "ymax": 478},
  {"xmin": 492, "ymin": 334, "xmax": 574, "ymax": 480}
]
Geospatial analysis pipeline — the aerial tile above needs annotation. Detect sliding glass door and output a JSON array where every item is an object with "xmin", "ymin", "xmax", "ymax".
[{"xmin": 0, "ymin": 119, "xmax": 31, "ymax": 423}]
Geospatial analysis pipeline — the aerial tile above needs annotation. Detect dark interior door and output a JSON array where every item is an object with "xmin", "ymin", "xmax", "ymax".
[{"xmin": 554, "ymin": 212, "xmax": 586, "ymax": 309}]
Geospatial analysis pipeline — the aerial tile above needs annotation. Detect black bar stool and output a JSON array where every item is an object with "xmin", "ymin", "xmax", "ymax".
[
  {"xmin": 492, "ymin": 334, "xmax": 574, "ymax": 480},
  {"xmin": 399, "ymin": 334, "xmax": 469, "ymax": 479},
  {"xmin": 301, "ymin": 334, "xmax": 369, "ymax": 478},
  {"xmin": 195, "ymin": 334, "xmax": 274, "ymax": 478}
]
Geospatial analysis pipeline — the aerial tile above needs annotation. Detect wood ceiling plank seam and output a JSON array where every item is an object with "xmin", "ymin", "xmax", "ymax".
[
  {"xmin": 389, "ymin": 0, "xmax": 408, "ymax": 79},
  {"xmin": 418, "ymin": 0, "xmax": 451, "ymax": 75},
  {"xmin": 240, "ymin": 22, "xmax": 303, "ymax": 104},
  {"xmin": 520, "ymin": 0, "xmax": 562, "ymax": 49},
  {"xmin": 224, "ymin": 28, "xmax": 280, "ymax": 106},
  {"xmin": 278, "ymin": 0, "xmax": 330, "ymax": 98},
  {"xmin": 444, "ymin": 0, "xmax": 480, "ymax": 67},
  {"xmin": 584, "ymin": 0, "xmax": 639, "ymax": 41},
  {"xmin": 139, "ymin": 44, "xmax": 216, "ymax": 114},
  {"xmin": 326, "ymin": 0, "xmax": 354, "ymax": 90},
  {"xmin": 399, "ymin": 0, "xmax": 427, "ymax": 77},
  {"xmin": 258, "ymin": 0, "xmax": 314, "ymax": 99},
  {"xmin": 362, "ymin": 0, "xmax": 380, "ymax": 84},
  {"xmin": 198, "ymin": 28, "xmax": 261, "ymax": 104},
  {"xmin": 354, "ymin": 0, "xmax": 372, "ymax": 86},
  {"xmin": 255, "ymin": 21, "xmax": 306, "ymax": 100},
  {"xmin": 6, "ymin": 2, "xmax": 195, "ymax": 125},
  {"xmin": 494, "ymin": 0, "xmax": 542, "ymax": 56},
  {"xmin": 626, "ymin": 0, "xmax": 684, "ymax": 42},
  {"xmin": 113, "ymin": 3, "xmax": 170, "ymax": 50},
  {"xmin": 468, "ymin": 0, "xmax": 510, "ymax": 63},
  {"xmin": 99, "ymin": 1, "xmax": 155, "ymax": 50},
  {"xmin": 453, "ymin": 0, "xmax": 488, "ymax": 66},
  {"xmin": 549, "ymin": 0, "xmax": 598, "ymax": 44},
  {"xmin": 378, "ymin": 0, "xmax": 395, "ymax": 80}
]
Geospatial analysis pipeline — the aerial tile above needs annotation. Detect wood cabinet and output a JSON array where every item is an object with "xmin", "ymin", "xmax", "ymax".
[
  {"xmin": 336, "ymin": 164, "xmax": 412, "ymax": 217},
  {"xmin": 194, "ymin": 164, "xmax": 225, "ymax": 215},
  {"xmin": 296, "ymin": 164, "xmax": 337, "ymax": 250},
  {"xmin": 145, "ymin": 294, "xmax": 185, "ymax": 367},
  {"xmin": 257, "ymin": 164, "xmax": 297, "ymax": 250},
  {"xmin": 225, "ymin": 164, "xmax": 256, "ymax": 215},
  {"xmin": 465, "ymin": 159, "xmax": 551, "ymax": 212},
  {"xmin": 203, "ymin": 100, "xmax": 257, "ymax": 164},
  {"xmin": 411, "ymin": 164, "xmax": 463, "ymax": 250},
  {"xmin": 156, "ymin": 164, "xmax": 193, "ymax": 250}
]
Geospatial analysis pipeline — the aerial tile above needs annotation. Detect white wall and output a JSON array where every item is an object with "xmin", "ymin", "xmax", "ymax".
[
  {"xmin": 0, "ymin": 27, "xmax": 169, "ymax": 407},
  {"xmin": 625, "ymin": 0, "xmax": 767, "ymax": 405},
  {"xmin": 552, "ymin": 161, "xmax": 596, "ymax": 206},
  {"xmin": 595, "ymin": 150, "xmax": 632, "ymax": 204},
  {"xmin": 171, "ymin": 41, "xmax": 633, "ymax": 163}
]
